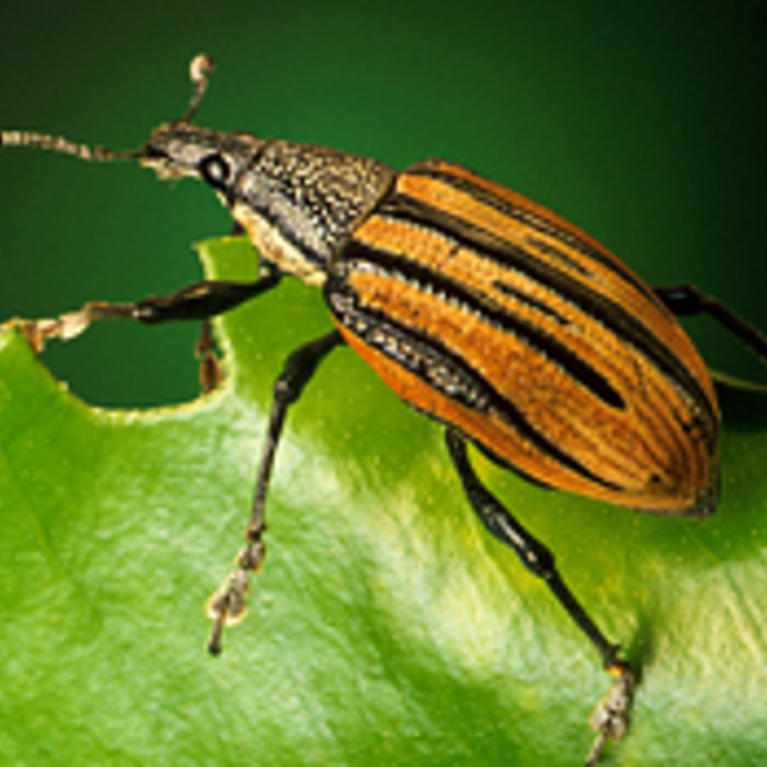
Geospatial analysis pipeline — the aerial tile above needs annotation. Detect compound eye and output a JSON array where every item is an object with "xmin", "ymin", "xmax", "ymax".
[{"xmin": 199, "ymin": 153, "xmax": 231, "ymax": 191}]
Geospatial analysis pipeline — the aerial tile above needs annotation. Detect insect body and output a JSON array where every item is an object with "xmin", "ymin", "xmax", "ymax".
[
  {"xmin": 3, "ymin": 55, "xmax": 766, "ymax": 765},
  {"xmin": 142, "ymin": 116, "xmax": 720, "ymax": 515},
  {"xmin": 331, "ymin": 161, "xmax": 720, "ymax": 513}
]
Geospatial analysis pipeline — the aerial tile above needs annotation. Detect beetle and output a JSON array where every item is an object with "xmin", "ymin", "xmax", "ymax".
[{"xmin": 3, "ymin": 55, "xmax": 766, "ymax": 765}]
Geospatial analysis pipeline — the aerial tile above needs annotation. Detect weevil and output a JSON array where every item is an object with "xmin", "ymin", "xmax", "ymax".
[{"xmin": 3, "ymin": 55, "xmax": 767, "ymax": 765}]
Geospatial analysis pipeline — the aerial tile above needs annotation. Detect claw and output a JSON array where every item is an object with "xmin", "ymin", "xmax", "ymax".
[
  {"xmin": 2, "ymin": 302, "xmax": 135, "ymax": 352},
  {"xmin": 205, "ymin": 538, "xmax": 265, "ymax": 655},
  {"xmin": 205, "ymin": 567, "xmax": 250, "ymax": 655},
  {"xmin": 585, "ymin": 662, "xmax": 635, "ymax": 765}
]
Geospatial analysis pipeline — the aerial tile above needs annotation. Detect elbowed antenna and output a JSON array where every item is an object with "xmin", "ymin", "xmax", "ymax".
[{"xmin": 0, "ymin": 52, "xmax": 216, "ymax": 161}]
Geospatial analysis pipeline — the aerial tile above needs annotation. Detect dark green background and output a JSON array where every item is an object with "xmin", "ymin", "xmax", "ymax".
[
  {"xmin": 2, "ymin": 5, "xmax": 767, "ymax": 766},
  {"xmin": 2, "ymin": 1, "xmax": 765, "ymax": 407}
]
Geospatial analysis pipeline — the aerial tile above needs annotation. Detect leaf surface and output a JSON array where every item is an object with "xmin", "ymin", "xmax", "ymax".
[{"xmin": 1, "ymin": 237, "xmax": 766, "ymax": 766}]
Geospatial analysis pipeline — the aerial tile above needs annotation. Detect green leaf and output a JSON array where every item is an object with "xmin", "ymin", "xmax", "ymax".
[{"xmin": 1, "ymin": 237, "xmax": 766, "ymax": 766}]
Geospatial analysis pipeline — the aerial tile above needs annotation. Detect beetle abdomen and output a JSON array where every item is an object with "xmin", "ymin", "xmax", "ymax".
[{"xmin": 326, "ymin": 159, "xmax": 721, "ymax": 515}]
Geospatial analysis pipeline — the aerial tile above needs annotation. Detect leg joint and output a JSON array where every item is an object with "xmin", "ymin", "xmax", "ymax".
[{"xmin": 654, "ymin": 284, "xmax": 703, "ymax": 315}]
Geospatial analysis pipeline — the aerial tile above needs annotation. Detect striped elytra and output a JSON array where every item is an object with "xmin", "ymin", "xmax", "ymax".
[{"xmin": 326, "ymin": 159, "xmax": 720, "ymax": 516}]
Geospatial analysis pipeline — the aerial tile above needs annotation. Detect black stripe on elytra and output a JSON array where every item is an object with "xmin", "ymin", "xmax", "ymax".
[
  {"xmin": 491, "ymin": 279, "xmax": 570, "ymax": 324},
  {"xmin": 340, "ymin": 237, "xmax": 625, "ymax": 410},
  {"xmin": 406, "ymin": 164, "xmax": 668, "ymax": 313},
  {"xmin": 325, "ymin": 278, "xmax": 623, "ymax": 491},
  {"xmin": 376, "ymin": 193, "xmax": 717, "ymax": 436}
]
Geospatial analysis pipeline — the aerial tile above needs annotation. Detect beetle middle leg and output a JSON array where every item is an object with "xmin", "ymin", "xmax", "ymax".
[
  {"xmin": 444, "ymin": 427, "xmax": 634, "ymax": 766},
  {"xmin": 205, "ymin": 329, "xmax": 345, "ymax": 655}
]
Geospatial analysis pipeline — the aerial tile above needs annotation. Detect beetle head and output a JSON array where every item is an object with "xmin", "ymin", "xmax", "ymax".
[
  {"xmin": 137, "ymin": 55, "xmax": 264, "ymax": 199},
  {"xmin": 138, "ymin": 122, "xmax": 264, "ymax": 201}
]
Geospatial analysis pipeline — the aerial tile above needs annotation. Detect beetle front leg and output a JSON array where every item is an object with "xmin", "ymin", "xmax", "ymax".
[
  {"xmin": 4, "ymin": 261, "xmax": 283, "ymax": 349},
  {"xmin": 3, "ymin": 261, "xmax": 283, "ymax": 390},
  {"xmin": 134, "ymin": 261, "xmax": 282, "ymax": 391},
  {"xmin": 205, "ymin": 329, "xmax": 345, "ymax": 655},
  {"xmin": 444, "ymin": 427, "xmax": 634, "ymax": 766}
]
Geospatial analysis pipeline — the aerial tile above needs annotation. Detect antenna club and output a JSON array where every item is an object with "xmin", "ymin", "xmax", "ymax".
[
  {"xmin": 190, "ymin": 53, "xmax": 215, "ymax": 83},
  {"xmin": 181, "ymin": 52, "xmax": 216, "ymax": 123}
]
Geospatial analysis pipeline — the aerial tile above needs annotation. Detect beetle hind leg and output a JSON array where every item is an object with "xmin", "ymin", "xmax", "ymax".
[
  {"xmin": 444, "ymin": 427, "xmax": 634, "ymax": 765},
  {"xmin": 655, "ymin": 283, "xmax": 767, "ymax": 366}
]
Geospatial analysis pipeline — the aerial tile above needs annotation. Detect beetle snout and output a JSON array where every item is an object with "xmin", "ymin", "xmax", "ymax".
[{"xmin": 138, "ymin": 122, "xmax": 230, "ymax": 179}]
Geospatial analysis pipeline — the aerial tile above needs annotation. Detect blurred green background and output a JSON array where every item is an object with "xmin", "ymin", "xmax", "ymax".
[{"xmin": 2, "ymin": 0, "xmax": 765, "ymax": 407}]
